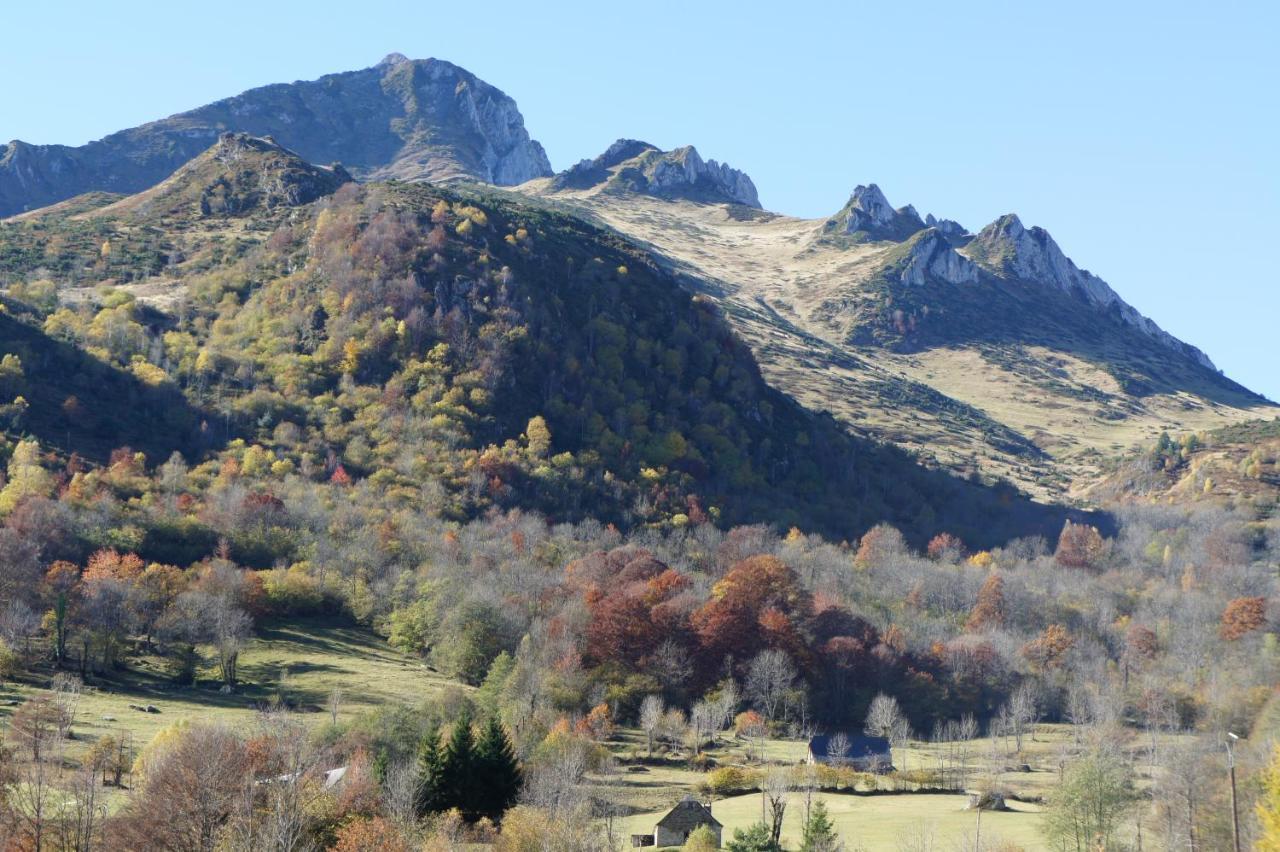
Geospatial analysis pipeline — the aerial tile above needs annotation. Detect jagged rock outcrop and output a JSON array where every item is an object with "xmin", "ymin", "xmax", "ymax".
[
  {"xmin": 924, "ymin": 213, "xmax": 970, "ymax": 243},
  {"xmin": 898, "ymin": 229, "xmax": 979, "ymax": 286},
  {"xmin": 95, "ymin": 133, "xmax": 352, "ymax": 219},
  {"xmin": 828, "ymin": 184, "xmax": 926, "ymax": 241},
  {"xmin": 0, "ymin": 55, "xmax": 551, "ymax": 217},
  {"xmin": 967, "ymin": 214, "xmax": 1216, "ymax": 370},
  {"xmin": 551, "ymin": 140, "xmax": 760, "ymax": 207}
]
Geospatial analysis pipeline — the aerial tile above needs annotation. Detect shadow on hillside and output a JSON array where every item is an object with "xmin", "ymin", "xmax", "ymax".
[
  {"xmin": 0, "ymin": 313, "xmax": 207, "ymax": 463},
  {"xmin": 847, "ymin": 270, "xmax": 1269, "ymax": 408}
]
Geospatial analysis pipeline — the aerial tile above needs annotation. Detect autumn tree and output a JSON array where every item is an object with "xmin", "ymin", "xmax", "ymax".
[
  {"xmin": 1220, "ymin": 596, "xmax": 1267, "ymax": 640},
  {"xmin": 332, "ymin": 816, "xmax": 411, "ymax": 852},
  {"xmin": 1054, "ymin": 521, "xmax": 1108, "ymax": 569},
  {"xmin": 926, "ymin": 532, "xmax": 966, "ymax": 563},
  {"xmin": 965, "ymin": 573, "xmax": 1006, "ymax": 632},
  {"xmin": 692, "ymin": 555, "xmax": 812, "ymax": 668},
  {"xmin": 113, "ymin": 724, "xmax": 251, "ymax": 851},
  {"xmin": 1258, "ymin": 745, "xmax": 1280, "ymax": 852},
  {"xmin": 1021, "ymin": 624, "xmax": 1075, "ymax": 671},
  {"xmin": 1042, "ymin": 748, "xmax": 1135, "ymax": 851}
]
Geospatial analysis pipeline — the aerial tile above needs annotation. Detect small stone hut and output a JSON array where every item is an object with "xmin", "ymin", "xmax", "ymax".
[{"xmin": 631, "ymin": 796, "xmax": 722, "ymax": 847}]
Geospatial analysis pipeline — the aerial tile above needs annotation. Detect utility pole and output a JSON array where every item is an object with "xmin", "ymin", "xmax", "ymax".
[{"xmin": 1226, "ymin": 732, "xmax": 1241, "ymax": 852}]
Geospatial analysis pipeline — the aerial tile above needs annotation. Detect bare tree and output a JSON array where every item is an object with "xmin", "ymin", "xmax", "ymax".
[
  {"xmin": 50, "ymin": 672, "xmax": 82, "ymax": 739},
  {"xmin": 864, "ymin": 693, "xmax": 904, "ymax": 740},
  {"xmin": 226, "ymin": 714, "xmax": 323, "ymax": 852},
  {"xmin": 826, "ymin": 732, "xmax": 851, "ymax": 766},
  {"xmin": 746, "ymin": 649, "xmax": 797, "ymax": 722},
  {"xmin": 327, "ymin": 688, "xmax": 342, "ymax": 726},
  {"xmin": 763, "ymin": 769, "xmax": 792, "ymax": 843},
  {"xmin": 1007, "ymin": 683, "xmax": 1038, "ymax": 753},
  {"xmin": 381, "ymin": 758, "xmax": 419, "ymax": 829},
  {"xmin": 713, "ymin": 680, "xmax": 740, "ymax": 734},
  {"xmin": 5, "ymin": 697, "xmax": 68, "ymax": 852},
  {"xmin": 689, "ymin": 701, "xmax": 716, "ymax": 756},
  {"xmin": 639, "ymin": 695, "xmax": 664, "ymax": 758},
  {"xmin": 209, "ymin": 596, "xmax": 252, "ymax": 689}
]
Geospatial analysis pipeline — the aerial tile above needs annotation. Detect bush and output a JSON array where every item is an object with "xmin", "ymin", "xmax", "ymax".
[
  {"xmin": 0, "ymin": 638, "xmax": 20, "ymax": 680},
  {"xmin": 701, "ymin": 765, "xmax": 761, "ymax": 797}
]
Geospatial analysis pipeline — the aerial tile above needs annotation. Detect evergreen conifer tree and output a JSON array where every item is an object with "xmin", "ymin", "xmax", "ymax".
[
  {"xmin": 415, "ymin": 725, "xmax": 444, "ymax": 816},
  {"xmin": 475, "ymin": 715, "xmax": 523, "ymax": 820},
  {"xmin": 800, "ymin": 799, "xmax": 841, "ymax": 851},
  {"xmin": 439, "ymin": 710, "xmax": 477, "ymax": 816}
]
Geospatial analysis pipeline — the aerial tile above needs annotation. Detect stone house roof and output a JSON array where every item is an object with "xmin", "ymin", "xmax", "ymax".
[{"xmin": 655, "ymin": 797, "xmax": 722, "ymax": 832}]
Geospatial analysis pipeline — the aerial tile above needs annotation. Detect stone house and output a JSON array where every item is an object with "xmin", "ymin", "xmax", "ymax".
[{"xmin": 631, "ymin": 796, "xmax": 722, "ymax": 847}]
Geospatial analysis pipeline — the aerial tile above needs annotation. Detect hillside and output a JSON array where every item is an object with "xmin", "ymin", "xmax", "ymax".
[
  {"xmin": 0, "ymin": 54, "xmax": 550, "ymax": 217},
  {"xmin": 1090, "ymin": 418, "xmax": 1280, "ymax": 509},
  {"xmin": 527, "ymin": 167, "xmax": 1278, "ymax": 500},
  {"xmin": 0, "ymin": 137, "xmax": 1088, "ymax": 546}
]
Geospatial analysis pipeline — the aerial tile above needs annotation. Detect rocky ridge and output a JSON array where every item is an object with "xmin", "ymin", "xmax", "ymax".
[
  {"xmin": 551, "ymin": 140, "xmax": 760, "ymax": 207},
  {"xmin": 964, "ymin": 213, "xmax": 1216, "ymax": 370},
  {"xmin": 0, "ymin": 55, "xmax": 551, "ymax": 217}
]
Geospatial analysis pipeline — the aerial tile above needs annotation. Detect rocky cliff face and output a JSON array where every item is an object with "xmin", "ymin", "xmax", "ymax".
[
  {"xmin": 0, "ymin": 55, "xmax": 551, "ymax": 217},
  {"xmin": 827, "ymin": 184, "xmax": 926, "ymax": 241},
  {"xmin": 898, "ymin": 229, "xmax": 979, "ymax": 286},
  {"xmin": 551, "ymin": 140, "xmax": 760, "ymax": 207},
  {"xmin": 966, "ymin": 214, "xmax": 1216, "ymax": 370}
]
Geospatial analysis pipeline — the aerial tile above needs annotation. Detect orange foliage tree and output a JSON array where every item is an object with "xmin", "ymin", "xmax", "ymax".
[
  {"xmin": 1021, "ymin": 624, "xmax": 1074, "ymax": 671},
  {"xmin": 965, "ymin": 574, "xmax": 1006, "ymax": 632},
  {"xmin": 1054, "ymin": 521, "xmax": 1108, "ymax": 569},
  {"xmin": 1220, "ymin": 597, "xmax": 1267, "ymax": 640}
]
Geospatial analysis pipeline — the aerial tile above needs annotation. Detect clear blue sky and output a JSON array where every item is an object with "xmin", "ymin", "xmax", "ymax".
[{"xmin": 4, "ymin": 1, "xmax": 1277, "ymax": 399}]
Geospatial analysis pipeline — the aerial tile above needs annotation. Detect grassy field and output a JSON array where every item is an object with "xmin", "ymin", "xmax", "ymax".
[
  {"xmin": 0, "ymin": 618, "xmax": 458, "ymax": 771},
  {"xmin": 618, "ymin": 791, "xmax": 1046, "ymax": 851},
  {"xmin": 598, "ymin": 722, "xmax": 1190, "ymax": 850}
]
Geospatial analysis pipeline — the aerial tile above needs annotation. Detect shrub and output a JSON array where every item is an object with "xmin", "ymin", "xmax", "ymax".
[{"xmin": 701, "ymin": 765, "xmax": 761, "ymax": 797}]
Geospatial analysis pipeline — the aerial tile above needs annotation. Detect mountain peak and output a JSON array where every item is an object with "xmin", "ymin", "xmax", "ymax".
[
  {"xmin": 377, "ymin": 52, "xmax": 411, "ymax": 67},
  {"xmin": 94, "ymin": 132, "xmax": 352, "ymax": 219},
  {"xmin": 967, "ymin": 214, "xmax": 1216, "ymax": 370},
  {"xmin": 826, "ymin": 184, "xmax": 926, "ymax": 242},
  {"xmin": 0, "ymin": 57, "xmax": 552, "ymax": 216},
  {"xmin": 550, "ymin": 141, "xmax": 760, "ymax": 207}
]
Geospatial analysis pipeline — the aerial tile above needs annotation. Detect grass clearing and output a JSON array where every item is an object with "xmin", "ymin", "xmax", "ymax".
[
  {"xmin": 618, "ymin": 791, "xmax": 1046, "ymax": 851},
  {"xmin": 0, "ymin": 618, "xmax": 456, "ymax": 769}
]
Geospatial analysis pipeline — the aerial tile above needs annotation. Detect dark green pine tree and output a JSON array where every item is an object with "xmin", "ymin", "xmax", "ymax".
[
  {"xmin": 415, "ymin": 725, "xmax": 444, "ymax": 817},
  {"xmin": 800, "ymin": 799, "xmax": 839, "ymax": 852},
  {"xmin": 474, "ymin": 715, "xmax": 523, "ymax": 820},
  {"xmin": 439, "ymin": 710, "xmax": 477, "ymax": 817}
]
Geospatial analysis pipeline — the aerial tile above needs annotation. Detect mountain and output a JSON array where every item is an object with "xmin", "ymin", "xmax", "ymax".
[
  {"xmin": 823, "ymin": 183, "xmax": 926, "ymax": 242},
  {"xmin": 93, "ymin": 132, "xmax": 353, "ymax": 220},
  {"xmin": 0, "ymin": 136, "xmax": 1089, "ymax": 547},
  {"xmin": 964, "ymin": 213, "xmax": 1215, "ymax": 370},
  {"xmin": 5, "ymin": 55, "xmax": 1272, "ymax": 505},
  {"xmin": 532, "ymin": 177, "xmax": 1277, "ymax": 499},
  {"xmin": 543, "ymin": 140, "xmax": 760, "ymax": 207},
  {"xmin": 0, "ymin": 54, "xmax": 551, "ymax": 217}
]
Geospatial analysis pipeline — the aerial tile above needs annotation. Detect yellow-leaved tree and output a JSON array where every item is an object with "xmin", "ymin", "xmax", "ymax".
[
  {"xmin": 1258, "ymin": 745, "xmax": 1280, "ymax": 851},
  {"xmin": 0, "ymin": 439, "xmax": 54, "ymax": 514}
]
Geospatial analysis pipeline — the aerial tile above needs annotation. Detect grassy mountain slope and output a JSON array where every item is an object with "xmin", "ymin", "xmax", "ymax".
[
  {"xmin": 524, "ymin": 180, "xmax": 1277, "ymax": 501},
  {"xmin": 0, "ymin": 139, "xmax": 1088, "ymax": 546},
  {"xmin": 1090, "ymin": 418, "xmax": 1280, "ymax": 510}
]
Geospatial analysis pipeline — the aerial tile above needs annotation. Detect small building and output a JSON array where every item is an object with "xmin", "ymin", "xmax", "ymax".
[
  {"xmin": 806, "ymin": 733, "xmax": 892, "ymax": 771},
  {"xmin": 631, "ymin": 796, "xmax": 722, "ymax": 848}
]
